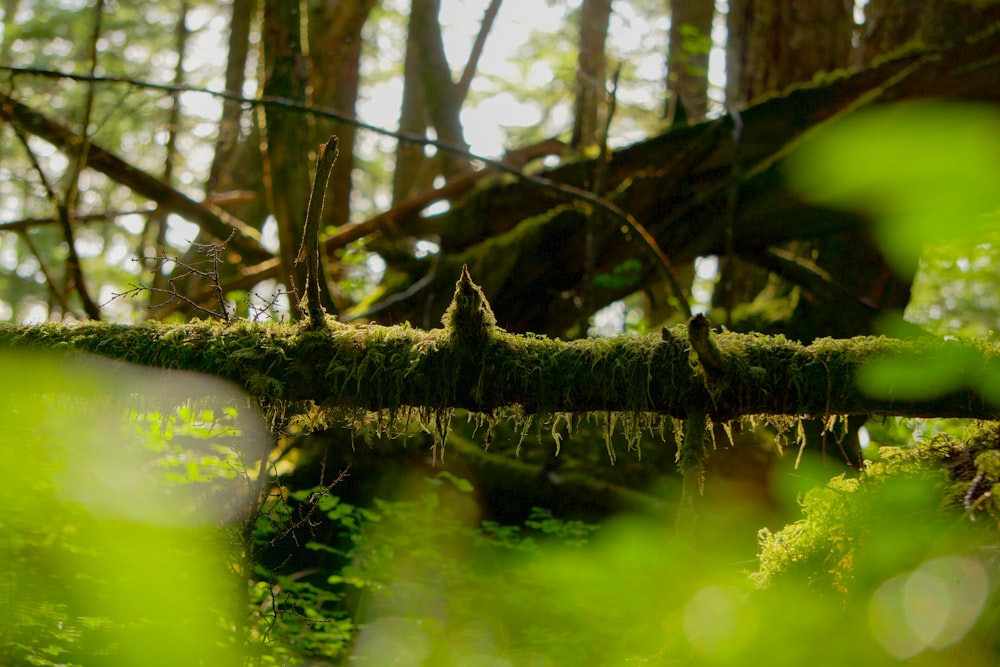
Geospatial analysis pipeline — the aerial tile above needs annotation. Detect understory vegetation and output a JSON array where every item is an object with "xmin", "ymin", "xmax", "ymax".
[{"xmin": 3, "ymin": 1, "xmax": 1000, "ymax": 665}]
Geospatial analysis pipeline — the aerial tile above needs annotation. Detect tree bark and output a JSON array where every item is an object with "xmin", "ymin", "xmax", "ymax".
[
  {"xmin": 415, "ymin": 0, "xmax": 469, "ymax": 175},
  {"xmin": 260, "ymin": 0, "xmax": 335, "ymax": 316},
  {"xmin": 392, "ymin": 0, "xmax": 433, "ymax": 203},
  {"xmin": 572, "ymin": 0, "xmax": 613, "ymax": 147},
  {"xmin": 146, "ymin": 1, "xmax": 191, "ymax": 300},
  {"xmin": 859, "ymin": 0, "xmax": 1000, "ymax": 64},
  {"xmin": 726, "ymin": 0, "xmax": 853, "ymax": 108},
  {"xmin": 201, "ymin": 0, "xmax": 269, "ymax": 238},
  {"xmin": 307, "ymin": 0, "xmax": 375, "ymax": 230},
  {"xmin": 392, "ymin": 0, "xmax": 471, "ymax": 202},
  {"xmin": 720, "ymin": 0, "xmax": 904, "ymax": 333},
  {"xmin": 666, "ymin": 0, "xmax": 714, "ymax": 122},
  {"xmin": 206, "ymin": 0, "xmax": 254, "ymax": 197},
  {"xmin": 261, "ymin": 0, "xmax": 310, "ymax": 301}
]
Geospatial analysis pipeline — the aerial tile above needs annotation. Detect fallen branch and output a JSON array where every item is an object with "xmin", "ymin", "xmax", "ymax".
[{"xmin": 1, "ymin": 269, "xmax": 997, "ymax": 423}]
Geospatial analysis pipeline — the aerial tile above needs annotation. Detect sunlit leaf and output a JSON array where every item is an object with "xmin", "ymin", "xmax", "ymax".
[{"xmin": 788, "ymin": 101, "xmax": 1000, "ymax": 273}]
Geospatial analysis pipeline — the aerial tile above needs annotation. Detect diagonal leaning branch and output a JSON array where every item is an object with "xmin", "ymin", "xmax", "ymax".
[
  {"xmin": 1, "ymin": 270, "xmax": 998, "ymax": 422},
  {"xmin": 0, "ymin": 91, "xmax": 271, "ymax": 263}
]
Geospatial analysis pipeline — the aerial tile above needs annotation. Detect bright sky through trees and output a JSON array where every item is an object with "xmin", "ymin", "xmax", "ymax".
[{"xmin": 356, "ymin": 0, "xmax": 728, "ymax": 157}]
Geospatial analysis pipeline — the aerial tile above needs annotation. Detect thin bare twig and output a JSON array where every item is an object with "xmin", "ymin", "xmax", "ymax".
[
  {"xmin": 108, "ymin": 233, "xmax": 236, "ymax": 321},
  {"xmin": 0, "ymin": 206, "xmax": 157, "ymax": 232},
  {"xmin": 247, "ymin": 286, "xmax": 292, "ymax": 322}
]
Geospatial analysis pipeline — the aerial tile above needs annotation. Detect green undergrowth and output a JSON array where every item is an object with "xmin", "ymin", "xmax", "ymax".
[
  {"xmin": 248, "ymin": 472, "xmax": 607, "ymax": 665},
  {"xmin": 248, "ymin": 420, "xmax": 1000, "ymax": 666},
  {"xmin": 757, "ymin": 421, "xmax": 1000, "ymax": 590}
]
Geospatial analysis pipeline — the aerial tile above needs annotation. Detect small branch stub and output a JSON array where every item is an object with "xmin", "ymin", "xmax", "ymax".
[
  {"xmin": 688, "ymin": 313, "xmax": 727, "ymax": 381},
  {"xmin": 439, "ymin": 265, "xmax": 497, "ymax": 414},
  {"xmin": 443, "ymin": 264, "xmax": 497, "ymax": 342}
]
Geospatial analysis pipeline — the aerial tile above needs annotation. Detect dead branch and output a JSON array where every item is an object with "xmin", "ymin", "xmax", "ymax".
[{"xmin": 0, "ymin": 90, "xmax": 271, "ymax": 263}]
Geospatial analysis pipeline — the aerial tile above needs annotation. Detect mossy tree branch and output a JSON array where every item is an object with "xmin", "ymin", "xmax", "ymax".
[{"xmin": 1, "ymin": 271, "xmax": 999, "ymax": 423}]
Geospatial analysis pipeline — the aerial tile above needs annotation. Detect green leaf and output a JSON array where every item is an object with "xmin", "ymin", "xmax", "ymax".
[
  {"xmin": 429, "ymin": 470, "xmax": 475, "ymax": 493},
  {"xmin": 788, "ymin": 101, "xmax": 1000, "ymax": 273}
]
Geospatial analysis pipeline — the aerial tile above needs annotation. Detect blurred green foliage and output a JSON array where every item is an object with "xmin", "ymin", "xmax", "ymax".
[
  {"xmin": 0, "ymin": 351, "xmax": 265, "ymax": 666},
  {"xmin": 788, "ymin": 101, "xmax": 1000, "ymax": 275},
  {"xmin": 4, "ymin": 352, "xmax": 999, "ymax": 665}
]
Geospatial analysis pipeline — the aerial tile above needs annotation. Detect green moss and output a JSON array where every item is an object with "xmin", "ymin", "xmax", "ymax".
[
  {"xmin": 441, "ymin": 265, "xmax": 497, "ymax": 337},
  {"xmin": 754, "ymin": 421, "xmax": 1000, "ymax": 592},
  {"xmin": 2, "ymin": 297, "xmax": 1000, "ymax": 470},
  {"xmin": 754, "ymin": 453, "xmax": 947, "ymax": 592}
]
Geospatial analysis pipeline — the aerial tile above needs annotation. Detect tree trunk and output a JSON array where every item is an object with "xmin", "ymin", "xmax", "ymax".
[
  {"xmin": 260, "ymin": 0, "xmax": 334, "ymax": 316},
  {"xmin": 145, "ymin": 2, "xmax": 190, "ymax": 300},
  {"xmin": 859, "ymin": 0, "xmax": 1000, "ymax": 64},
  {"xmin": 169, "ymin": 0, "xmax": 263, "ymax": 322},
  {"xmin": 392, "ymin": 0, "xmax": 470, "ymax": 204},
  {"xmin": 726, "ymin": 0, "xmax": 853, "ymax": 108},
  {"xmin": 571, "ymin": 0, "xmax": 613, "ymax": 148},
  {"xmin": 719, "ymin": 0, "xmax": 857, "ymax": 316},
  {"xmin": 414, "ymin": 0, "xmax": 469, "ymax": 175},
  {"xmin": 393, "ymin": 0, "xmax": 433, "ymax": 203},
  {"xmin": 307, "ymin": 0, "xmax": 375, "ymax": 232},
  {"xmin": 202, "ymin": 0, "xmax": 269, "ymax": 235},
  {"xmin": 206, "ymin": 0, "xmax": 254, "ymax": 197},
  {"xmin": 666, "ymin": 0, "xmax": 715, "ymax": 122}
]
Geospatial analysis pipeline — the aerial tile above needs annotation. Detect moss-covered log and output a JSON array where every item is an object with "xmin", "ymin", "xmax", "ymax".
[{"xmin": 1, "ymin": 271, "xmax": 998, "ymax": 422}]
